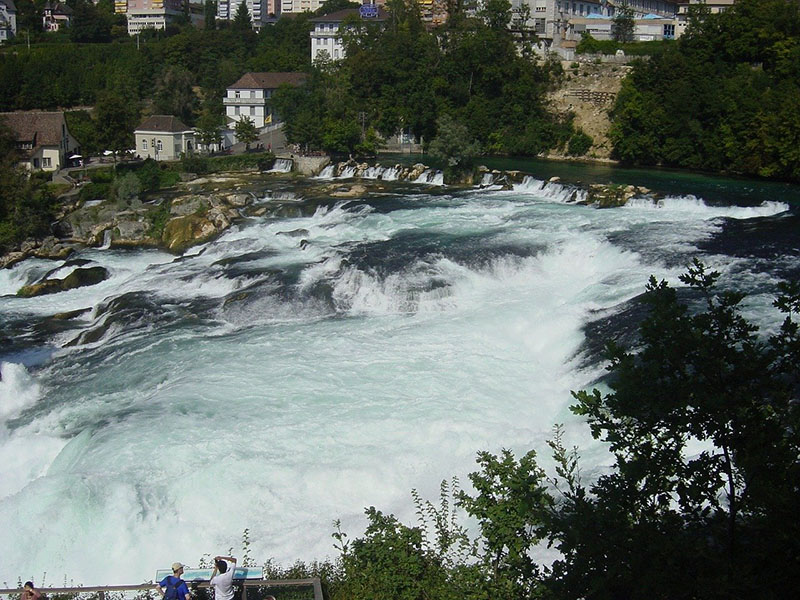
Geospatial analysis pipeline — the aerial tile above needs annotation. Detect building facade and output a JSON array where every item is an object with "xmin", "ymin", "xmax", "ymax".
[
  {"xmin": 0, "ymin": 111, "xmax": 79, "ymax": 171},
  {"xmin": 217, "ymin": 0, "xmax": 271, "ymax": 28},
  {"xmin": 134, "ymin": 115, "xmax": 196, "ymax": 161},
  {"xmin": 0, "ymin": 0, "xmax": 16, "ymax": 42},
  {"xmin": 116, "ymin": 0, "xmax": 184, "ymax": 34},
  {"xmin": 224, "ymin": 72, "xmax": 307, "ymax": 129},
  {"xmin": 513, "ymin": 0, "xmax": 678, "ymax": 46},
  {"xmin": 310, "ymin": 5, "xmax": 387, "ymax": 62}
]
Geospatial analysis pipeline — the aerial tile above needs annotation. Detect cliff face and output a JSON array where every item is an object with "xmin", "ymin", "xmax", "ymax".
[{"xmin": 546, "ymin": 61, "xmax": 633, "ymax": 161}]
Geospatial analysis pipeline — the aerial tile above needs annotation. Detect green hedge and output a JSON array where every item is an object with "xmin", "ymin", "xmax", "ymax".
[{"xmin": 576, "ymin": 34, "xmax": 675, "ymax": 56}]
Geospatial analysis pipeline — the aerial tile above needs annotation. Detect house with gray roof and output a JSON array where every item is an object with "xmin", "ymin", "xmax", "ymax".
[
  {"xmin": 43, "ymin": 1, "xmax": 73, "ymax": 31},
  {"xmin": 0, "ymin": 111, "xmax": 78, "ymax": 171},
  {"xmin": 134, "ymin": 115, "xmax": 195, "ymax": 161},
  {"xmin": 0, "ymin": 0, "xmax": 16, "ymax": 42},
  {"xmin": 224, "ymin": 72, "xmax": 307, "ymax": 129}
]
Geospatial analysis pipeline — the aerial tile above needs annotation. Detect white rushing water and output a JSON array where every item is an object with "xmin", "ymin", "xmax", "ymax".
[{"xmin": 0, "ymin": 179, "xmax": 794, "ymax": 586}]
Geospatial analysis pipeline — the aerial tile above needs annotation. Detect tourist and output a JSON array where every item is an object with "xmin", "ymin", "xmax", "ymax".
[
  {"xmin": 209, "ymin": 555, "xmax": 237, "ymax": 600},
  {"xmin": 158, "ymin": 562, "xmax": 191, "ymax": 600},
  {"xmin": 22, "ymin": 582, "xmax": 42, "ymax": 600}
]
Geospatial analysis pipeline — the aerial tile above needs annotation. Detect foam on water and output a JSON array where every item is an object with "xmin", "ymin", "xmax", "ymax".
[{"xmin": 0, "ymin": 182, "xmax": 795, "ymax": 585}]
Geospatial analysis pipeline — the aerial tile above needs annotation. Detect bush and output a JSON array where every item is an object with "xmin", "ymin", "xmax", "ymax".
[
  {"xmin": 180, "ymin": 153, "xmax": 210, "ymax": 174},
  {"xmin": 567, "ymin": 129, "xmax": 594, "ymax": 155},
  {"xmin": 78, "ymin": 182, "xmax": 111, "ymax": 203}
]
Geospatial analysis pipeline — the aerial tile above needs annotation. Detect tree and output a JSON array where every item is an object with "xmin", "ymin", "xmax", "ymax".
[
  {"xmin": 556, "ymin": 261, "xmax": 800, "ymax": 598},
  {"xmin": 153, "ymin": 66, "xmax": 198, "ymax": 125},
  {"xmin": 196, "ymin": 108, "xmax": 224, "ymax": 153},
  {"xmin": 94, "ymin": 92, "xmax": 138, "ymax": 167},
  {"xmin": 204, "ymin": 0, "xmax": 217, "ymax": 29},
  {"xmin": 70, "ymin": 0, "xmax": 112, "ymax": 43},
  {"xmin": 428, "ymin": 114, "xmax": 482, "ymax": 172},
  {"xmin": 232, "ymin": 0, "xmax": 252, "ymax": 30},
  {"xmin": 612, "ymin": 3, "xmax": 635, "ymax": 43},
  {"xmin": 234, "ymin": 116, "xmax": 258, "ymax": 150}
]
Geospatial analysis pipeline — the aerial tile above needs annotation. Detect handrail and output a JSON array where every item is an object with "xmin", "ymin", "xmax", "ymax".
[{"xmin": 0, "ymin": 578, "xmax": 322, "ymax": 600}]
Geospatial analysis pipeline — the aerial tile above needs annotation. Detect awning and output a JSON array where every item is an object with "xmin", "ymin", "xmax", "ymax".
[
  {"xmin": 103, "ymin": 150, "xmax": 114, "ymax": 156},
  {"xmin": 69, "ymin": 154, "xmax": 82, "ymax": 159}
]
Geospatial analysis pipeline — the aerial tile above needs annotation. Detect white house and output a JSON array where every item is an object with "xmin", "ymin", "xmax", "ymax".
[
  {"xmin": 0, "ymin": 0, "xmax": 16, "ymax": 42},
  {"xmin": 224, "ymin": 72, "xmax": 307, "ymax": 129},
  {"xmin": 134, "ymin": 115, "xmax": 196, "ymax": 161},
  {"xmin": 0, "ymin": 111, "xmax": 79, "ymax": 171},
  {"xmin": 309, "ymin": 5, "xmax": 388, "ymax": 63}
]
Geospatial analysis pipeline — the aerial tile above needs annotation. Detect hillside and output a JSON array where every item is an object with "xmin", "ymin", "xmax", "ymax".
[{"xmin": 546, "ymin": 61, "xmax": 632, "ymax": 161}]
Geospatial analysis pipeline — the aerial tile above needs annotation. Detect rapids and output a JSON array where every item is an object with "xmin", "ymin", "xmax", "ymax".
[{"xmin": 0, "ymin": 169, "xmax": 797, "ymax": 585}]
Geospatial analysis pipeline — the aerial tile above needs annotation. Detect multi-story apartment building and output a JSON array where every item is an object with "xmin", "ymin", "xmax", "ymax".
[
  {"xmin": 117, "ymin": 0, "xmax": 184, "ymax": 34},
  {"xmin": 675, "ymin": 0, "xmax": 734, "ymax": 36},
  {"xmin": 217, "ymin": 0, "xmax": 272, "ymax": 28},
  {"xmin": 513, "ymin": 0, "xmax": 677, "ymax": 47},
  {"xmin": 310, "ymin": 5, "xmax": 387, "ymax": 62}
]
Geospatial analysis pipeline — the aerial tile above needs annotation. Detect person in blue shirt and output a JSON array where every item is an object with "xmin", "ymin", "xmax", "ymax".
[{"xmin": 157, "ymin": 562, "xmax": 191, "ymax": 600}]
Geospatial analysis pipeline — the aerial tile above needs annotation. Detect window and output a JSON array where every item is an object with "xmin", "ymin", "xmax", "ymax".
[
  {"xmin": 235, "ymin": 90, "xmax": 241, "ymax": 98},
  {"xmin": 42, "ymin": 157, "xmax": 52, "ymax": 168},
  {"xmin": 157, "ymin": 140, "xmax": 163, "ymax": 151},
  {"xmin": 33, "ymin": 158, "xmax": 40, "ymax": 168},
  {"xmin": 143, "ymin": 139, "xmax": 148, "ymax": 150}
]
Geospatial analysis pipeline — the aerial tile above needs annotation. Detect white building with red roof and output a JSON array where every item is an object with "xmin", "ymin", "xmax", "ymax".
[{"xmin": 223, "ymin": 72, "xmax": 307, "ymax": 129}]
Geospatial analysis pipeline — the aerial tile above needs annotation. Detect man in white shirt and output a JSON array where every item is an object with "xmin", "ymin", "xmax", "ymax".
[{"xmin": 209, "ymin": 555, "xmax": 237, "ymax": 600}]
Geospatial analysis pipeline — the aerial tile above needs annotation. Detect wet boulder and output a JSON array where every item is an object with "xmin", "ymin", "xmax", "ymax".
[{"xmin": 17, "ymin": 266, "xmax": 110, "ymax": 297}]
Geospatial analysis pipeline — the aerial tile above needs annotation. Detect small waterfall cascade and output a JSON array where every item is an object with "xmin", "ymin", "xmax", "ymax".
[
  {"xmin": 269, "ymin": 158, "xmax": 293, "ymax": 173},
  {"xmin": 101, "ymin": 229, "xmax": 112, "ymax": 249},
  {"xmin": 516, "ymin": 176, "xmax": 585, "ymax": 203},
  {"xmin": 317, "ymin": 165, "xmax": 335, "ymax": 179}
]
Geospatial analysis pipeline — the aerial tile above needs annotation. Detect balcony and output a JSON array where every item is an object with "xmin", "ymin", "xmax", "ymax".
[{"xmin": 223, "ymin": 97, "xmax": 267, "ymax": 105}]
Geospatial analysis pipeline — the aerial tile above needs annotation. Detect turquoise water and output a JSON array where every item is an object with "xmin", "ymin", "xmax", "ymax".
[{"xmin": 0, "ymin": 165, "xmax": 798, "ymax": 585}]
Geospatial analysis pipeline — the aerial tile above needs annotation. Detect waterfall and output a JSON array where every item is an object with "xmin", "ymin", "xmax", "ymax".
[
  {"xmin": 317, "ymin": 165, "xmax": 335, "ymax": 179},
  {"xmin": 269, "ymin": 159, "xmax": 293, "ymax": 173},
  {"xmin": 101, "ymin": 230, "xmax": 112, "ymax": 249}
]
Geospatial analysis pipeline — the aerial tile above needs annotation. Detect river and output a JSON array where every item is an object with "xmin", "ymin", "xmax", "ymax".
[{"xmin": 1, "ymin": 158, "xmax": 798, "ymax": 585}]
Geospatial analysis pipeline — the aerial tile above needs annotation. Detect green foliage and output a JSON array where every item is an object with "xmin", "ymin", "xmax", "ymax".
[
  {"xmin": 146, "ymin": 200, "xmax": 172, "ymax": 238},
  {"xmin": 612, "ymin": 3, "xmax": 635, "ymax": 43},
  {"xmin": 135, "ymin": 159, "xmax": 162, "ymax": 192},
  {"xmin": 457, "ymin": 450, "xmax": 550, "ymax": 599},
  {"xmin": 153, "ymin": 66, "xmax": 199, "ymax": 125},
  {"xmin": 232, "ymin": 0, "xmax": 252, "ymax": 31},
  {"xmin": 576, "ymin": 33, "xmax": 674, "ymax": 56},
  {"xmin": 556, "ymin": 260, "xmax": 800, "ymax": 598},
  {"xmin": 78, "ymin": 182, "xmax": 111, "ymax": 203},
  {"xmin": 65, "ymin": 111, "xmax": 100, "ymax": 157},
  {"xmin": 180, "ymin": 153, "xmax": 210, "ymax": 174},
  {"xmin": 112, "ymin": 173, "xmax": 141, "ymax": 204},
  {"xmin": 610, "ymin": 0, "xmax": 800, "ymax": 180},
  {"xmin": 234, "ymin": 116, "xmax": 259, "ymax": 150},
  {"xmin": 428, "ymin": 114, "xmax": 482, "ymax": 173},
  {"xmin": 567, "ymin": 129, "xmax": 593, "ymax": 156}
]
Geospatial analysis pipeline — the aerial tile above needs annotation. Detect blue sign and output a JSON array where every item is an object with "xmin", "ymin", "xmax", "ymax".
[{"xmin": 359, "ymin": 4, "xmax": 378, "ymax": 18}]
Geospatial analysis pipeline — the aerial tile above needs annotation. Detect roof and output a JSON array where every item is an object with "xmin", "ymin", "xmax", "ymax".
[
  {"xmin": 52, "ymin": 2, "xmax": 74, "ymax": 15},
  {"xmin": 0, "ymin": 111, "xmax": 67, "ymax": 146},
  {"xmin": 309, "ymin": 7, "xmax": 389, "ymax": 22},
  {"xmin": 135, "ymin": 115, "xmax": 192, "ymax": 133},
  {"xmin": 1, "ymin": 0, "xmax": 17, "ymax": 11},
  {"xmin": 228, "ymin": 72, "xmax": 308, "ymax": 90}
]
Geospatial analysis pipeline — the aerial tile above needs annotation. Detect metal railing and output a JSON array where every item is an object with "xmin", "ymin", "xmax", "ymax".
[{"xmin": 0, "ymin": 579, "xmax": 322, "ymax": 600}]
